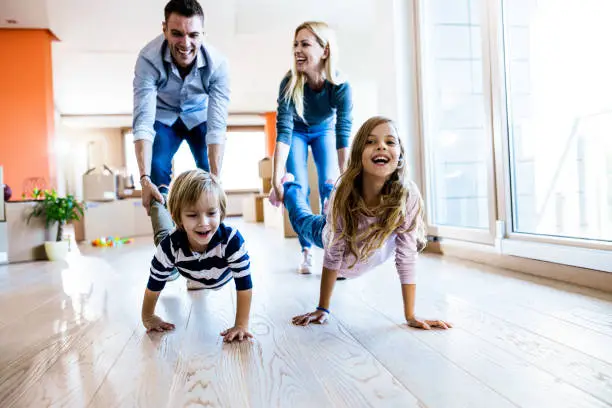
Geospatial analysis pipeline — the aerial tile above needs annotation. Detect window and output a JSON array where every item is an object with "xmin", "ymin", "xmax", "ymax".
[
  {"xmin": 124, "ymin": 129, "xmax": 266, "ymax": 192},
  {"xmin": 173, "ymin": 130, "xmax": 266, "ymax": 191},
  {"xmin": 420, "ymin": 0, "xmax": 491, "ymax": 229},
  {"xmin": 503, "ymin": 0, "xmax": 612, "ymax": 241}
]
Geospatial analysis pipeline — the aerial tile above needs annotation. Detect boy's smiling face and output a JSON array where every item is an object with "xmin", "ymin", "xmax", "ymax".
[{"xmin": 180, "ymin": 191, "xmax": 221, "ymax": 252}]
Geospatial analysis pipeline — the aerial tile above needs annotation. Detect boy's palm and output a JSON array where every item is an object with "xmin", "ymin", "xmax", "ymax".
[
  {"xmin": 407, "ymin": 316, "xmax": 452, "ymax": 330},
  {"xmin": 221, "ymin": 326, "xmax": 253, "ymax": 343},
  {"xmin": 143, "ymin": 315, "xmax": 175, "ymax": 333}
]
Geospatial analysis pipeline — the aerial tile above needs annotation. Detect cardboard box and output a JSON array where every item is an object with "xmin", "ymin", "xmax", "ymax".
[
  {"xmin": 262, "ymin": 177, "xmax": 272, "ymax": 193},
  {"xmin": 83, "ymin": 165, "xmax": 117, "ymax": 202},
  {"xmin": 262, "ymin": 150, "xmax": 320, "ymax": 239},
  {"xmin": 258, "ymin": 157, "xmax": 273, "ymax": 179},
  {"xmin": 242, "ymin": 194, "xmax": 266, "ymax": 223},
  {"xmin": 262, "ymin": 198, "xmax": 298, "ymax": 238},
  {"xmin": 117, "ymin": 174, "xmax": 136, "ymax": 198},
  {"xmin": 263, "ymin": 199, "xmax": 284, "ymax": 229},
  {"xmin": 79, "ymin": 198, "xmax": 152, "ymax": 241},
  {"xmin": 283, "ymin": 208, "xmax": 298, "ymax": 238}
]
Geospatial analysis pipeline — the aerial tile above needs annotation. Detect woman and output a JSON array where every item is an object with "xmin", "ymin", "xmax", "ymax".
[{"xmin": 271, "ymin": 21, "xmax": 353, "ymax": 274}]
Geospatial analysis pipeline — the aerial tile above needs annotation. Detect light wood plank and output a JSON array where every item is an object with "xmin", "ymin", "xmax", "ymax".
[
  {"xmin": 88, "ymin": 287, "xmax": 194, "ymax": 407},
  {"xmin": 347, "ymin": 266, "xmax": 612, "ymax": 406},
  {"xmin": 336, "ymin": 278, "xmax": 611, "ymax": 408},
  {"xmin": 2, "ymin": 220, "xmax": 611, "ymax": 408}
]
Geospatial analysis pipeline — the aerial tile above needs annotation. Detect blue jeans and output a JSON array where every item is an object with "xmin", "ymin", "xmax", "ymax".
[
  {"xmin": 283, "ymin": 181, "xmax": 335, "ymax": 250},
  {"xmin": 150, "ymin": 118, "xmax": 209, "ymax": 191},
  {"xmin": 286, "ymin": 123, "xmax": 338, "ymax": 250}
]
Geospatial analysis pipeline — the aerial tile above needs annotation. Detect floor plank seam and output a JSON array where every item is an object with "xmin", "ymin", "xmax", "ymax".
[
  {"xmin": 1, "ymin": 319, "xmax": 99, "ymax": 408},
  {"xmin": 353, "ymin": 297, "xmax": 522, "ymax": 408},
  {"xmin": 1, "ymin": 291, "xmax": 65, "ymax": 328},
  {"xmin": 455, "ymin": 324, "xmax": 612, "ymax": 407},
  {"xmin": 516, "ymin": 302, "xmax": 612, "ymax": 339},
  {"xmin": 329, "ymin": 313, "xmax": 431, "ymax": 408},
  {"xmin": 448, "ymin": 295, "xmax": 612, "ymax": 365},
  {"xmin": 86, "ymin": 325, "xmax": 140, "ymax": 407}
]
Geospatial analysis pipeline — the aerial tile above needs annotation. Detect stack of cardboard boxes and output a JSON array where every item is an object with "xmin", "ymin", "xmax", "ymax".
[
  {"xmin": 258, "ymin": 154, "xmax": 320, "ymax": 238},
  {"xmin": 241, "ymin": 158, "xmax": 270, "ymax": 223},
  {"xmin": 75, "ymin": 166, "xmax": 153, "ymax": 242}
]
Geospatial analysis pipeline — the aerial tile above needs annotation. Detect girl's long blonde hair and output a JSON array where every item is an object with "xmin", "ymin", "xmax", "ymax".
[
  {"xmin": 283, "ymin": 21, "xmax": 343, "ymax": 120},
  {"xmin": 330, "ymin": 116, "xmax": 427, "ymax": 267}
]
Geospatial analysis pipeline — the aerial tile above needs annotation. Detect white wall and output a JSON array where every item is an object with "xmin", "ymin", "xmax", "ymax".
[
  {"xmin": 50, "ymin": 0, "xmax": 409, "ymax": 135},
  {"xmin": 55, "ymin": 123, "xmax": 125, "ymax": 200}
]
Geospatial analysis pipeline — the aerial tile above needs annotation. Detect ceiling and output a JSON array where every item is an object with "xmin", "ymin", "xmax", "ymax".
[{"xmin": 0, "ymin": 0, "xmax": 377, "ymax": 117}]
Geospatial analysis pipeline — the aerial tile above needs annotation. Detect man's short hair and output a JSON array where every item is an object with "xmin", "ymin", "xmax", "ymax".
[{"xmin": 164, "ymin": 0, "xmax": 204, "ymax": 22}]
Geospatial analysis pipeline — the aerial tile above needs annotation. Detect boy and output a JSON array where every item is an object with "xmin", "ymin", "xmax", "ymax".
[{"xmin": 141, "ymin": 169, "xmax": 253, "ymax": 342}]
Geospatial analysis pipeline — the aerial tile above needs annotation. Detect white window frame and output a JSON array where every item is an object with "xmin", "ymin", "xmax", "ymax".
[
  {"xmin": 414, "ymin": 0, "xmax": 612, "ymax": 270},
  {"xmin": 414, "ymin": 0, "xmax": 498, "ymax": 245}
]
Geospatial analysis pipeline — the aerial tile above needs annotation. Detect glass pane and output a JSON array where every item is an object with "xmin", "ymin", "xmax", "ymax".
[
  {"xmin": 173, "ymin": 131, "xmax": 266, "ymax": 191},
  {"xmin": 503, "ymin": 0, "xmax": 612, "ymax": 241},
  {"xmin": 421, "ymin": 0, "xmax": 490, "ymax": 229}
]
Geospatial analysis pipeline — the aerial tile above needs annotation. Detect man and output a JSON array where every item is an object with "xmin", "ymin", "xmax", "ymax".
[{"xmin": 132, "ymin": 0, "xmax": 229, "ymax": 241}]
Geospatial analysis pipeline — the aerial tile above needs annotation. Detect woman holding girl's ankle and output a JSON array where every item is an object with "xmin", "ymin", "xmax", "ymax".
[
  {"xmin": 273, "ymin": 116, "xmax": 451, "ymax": 330},
  {"xmin": 271, "ymin": 21, "xmax": 353, "ymax": 274}
]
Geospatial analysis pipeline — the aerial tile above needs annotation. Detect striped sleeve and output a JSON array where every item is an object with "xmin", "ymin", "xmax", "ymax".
[
  {"xmin": 147, "ymin": 234, "xmax": 177, "ymax": 292},
  {"xmin": 225, "ymin": 229, "xmax": 252, "ymax": 291}
]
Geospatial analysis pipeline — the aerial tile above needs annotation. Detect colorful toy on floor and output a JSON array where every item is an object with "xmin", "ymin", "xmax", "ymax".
[{"xmin": 91, "ymin": 236, "xmax": 134, "ymax": 247}]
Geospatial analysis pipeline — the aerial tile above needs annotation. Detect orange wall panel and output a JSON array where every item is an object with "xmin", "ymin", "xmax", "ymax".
[
  {"xmin": 262, "ymin": 111, "xmax": 277, "ymax": 157},
  {"xmin": 0, "ymin": 29, "xmax": 55, "ymax": 197}
]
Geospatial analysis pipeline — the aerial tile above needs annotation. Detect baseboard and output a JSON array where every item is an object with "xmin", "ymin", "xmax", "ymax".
[{"xmin": 437, "ymin": 238, "xmax": 612, "ymax": 293}]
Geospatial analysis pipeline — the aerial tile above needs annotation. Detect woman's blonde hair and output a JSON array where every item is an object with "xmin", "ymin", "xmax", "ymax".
[
  {"xmin": 167, "ymin": 169, "xmax": 227, "ymax": 229},
  {"xmin": 330, "ymin": 116, "xmax": 427, "ymax": 267},
  {"xmin": 283, "ymin": 21, "xmax": 343, "ymax": 120}
]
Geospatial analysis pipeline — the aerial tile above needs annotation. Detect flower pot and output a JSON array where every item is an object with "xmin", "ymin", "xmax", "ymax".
[{"xmin": 44, "ymin": 240, "xmax": 70, "ymax": 261}]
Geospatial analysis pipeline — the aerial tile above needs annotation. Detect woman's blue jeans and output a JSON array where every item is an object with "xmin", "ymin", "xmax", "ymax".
[{"xmin": 285, "ymin": 123, "xmax": 338, "ymax": 250}]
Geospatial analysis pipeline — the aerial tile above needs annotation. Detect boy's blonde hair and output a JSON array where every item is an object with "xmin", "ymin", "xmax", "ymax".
[
  {"xmin": 283, "ymin": 21, "xmax": 343, "ymax": 121},
  {"xmin": 167, "ymin": 169, "xmax": 226, "ymax": 229},
  {"xmin": 330, "ymin": 116, "xmax": 427, "ymax": 267}
]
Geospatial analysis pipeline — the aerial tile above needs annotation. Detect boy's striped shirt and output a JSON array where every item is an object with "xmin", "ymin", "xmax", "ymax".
[{"xmin": 148, "ymin": 223, "xmax": 252, "ymax": 292}]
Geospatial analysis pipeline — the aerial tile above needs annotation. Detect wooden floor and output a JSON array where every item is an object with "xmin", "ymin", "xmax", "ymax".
[{"xmin": 1, "ymin": 219, "xmax": 612, "ymax": 408}]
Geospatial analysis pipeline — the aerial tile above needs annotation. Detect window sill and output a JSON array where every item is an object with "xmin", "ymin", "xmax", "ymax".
[
  {"xmin": 433, "ymin": 237, "xmax": 612, "ymax": 293},
  {"xmin": 500, "ymin": 239, "xmax": 611, "ymax": 273}
]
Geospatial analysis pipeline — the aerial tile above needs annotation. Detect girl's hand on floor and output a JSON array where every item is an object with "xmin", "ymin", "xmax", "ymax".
[
  {"xmin": 220, "ymin": 326, "xmax": 254, "ymax": 343},
  {"xmin": 407, "ymin": 317, "xmax": 452, "ymax": 330},
  {"xmin": 292, "ymin": 310, "xmax": 329, "ymax": 326},
  {"xmin": 143, "ymin": 315, "xmax": 175, "ymax": 333}
]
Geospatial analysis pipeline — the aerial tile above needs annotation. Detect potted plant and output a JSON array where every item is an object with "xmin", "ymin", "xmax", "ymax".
[{"xmin": 27, "ymin": 189, "xmax": 85, "ymax": 261}]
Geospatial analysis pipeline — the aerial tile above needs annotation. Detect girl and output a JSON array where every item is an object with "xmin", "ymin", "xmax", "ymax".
[
  {"xmin": 271, "ymin": 21, "xmax": 353, "ymax": 274},
  {"xmin": 271, "ymin": 116, "xmax": 451, "ymax": 330}
]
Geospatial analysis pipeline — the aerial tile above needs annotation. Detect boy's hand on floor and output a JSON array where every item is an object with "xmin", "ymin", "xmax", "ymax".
[
  {"xmin": 407, "ymin": 316, "xmax": 452, "ymax": 330},
  {"xmin": 143, "ymin": 315, "xmax": 175, "ymax": 332},
  {"xmin": 221, "ymin": 326, "xmax": 253, "ymax": 343},
  {"xmin": 292, "ymin": 309, "xmax": 329, "ymax": 326}
]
